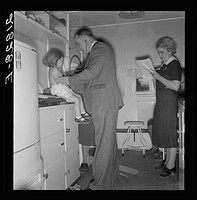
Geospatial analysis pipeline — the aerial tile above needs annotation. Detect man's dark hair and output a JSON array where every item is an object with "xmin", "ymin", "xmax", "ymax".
[{"xmin": 74, "ymin": 26, "xmax": 94, "ymax": 38}]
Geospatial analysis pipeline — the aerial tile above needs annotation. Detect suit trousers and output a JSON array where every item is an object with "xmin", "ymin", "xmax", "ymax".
[{"xmin": 89, "ymin": 107, "xmax": 119, "ymax": 190}]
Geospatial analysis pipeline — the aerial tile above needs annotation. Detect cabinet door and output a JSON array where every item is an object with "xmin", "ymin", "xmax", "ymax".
[
  {"xmin": 40, "ymin": 131, "xmax": 65, "ymax": 166},
  {"xmin": 14, "ymin": 40, "xmax": 39, "ymax": 152},
  {"xmin": 63, "ymin": 105, "xmax": 79, "ymax": 152},
  {"xmin": 39, "ymin": 107, "xmax": 64, "ymax": 139},
  {"xmin": 44, "ymin": 156, "xmax": 65, "ymax": 190},
  {"xmin": 65, "ymin": 148, "xmax": 80, "ymax": 189}
]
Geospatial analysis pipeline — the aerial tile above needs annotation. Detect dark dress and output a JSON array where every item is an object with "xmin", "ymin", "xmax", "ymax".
[{"xmin": 152, "ymin": 59, "xmax": 182, "ymax": 148}]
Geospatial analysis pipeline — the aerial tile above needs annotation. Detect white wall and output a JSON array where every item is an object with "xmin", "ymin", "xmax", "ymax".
[
  {"xmin": 89, "ymin": 18, "xmax": 185, "ymax": 128},
  {"xmin": 91, "ymin": 18, "xmax": 185, "ymax": 67}
]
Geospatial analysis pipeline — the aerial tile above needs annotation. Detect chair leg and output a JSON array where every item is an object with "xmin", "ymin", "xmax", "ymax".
[
  {"xmin": 143, "ymin": 148, "xmax": 145, "ymax": 155},
  {"xmin": 122, "ymin": 148, "xmax": 124, "ymax": 156},
  {"xmin": 162, "ymin": 148, "xmax": 165, "ymax": 160}
]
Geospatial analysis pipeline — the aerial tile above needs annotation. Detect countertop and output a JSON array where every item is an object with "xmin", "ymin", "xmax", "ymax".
[{"xmin": 38, "ymin": 94, "xmax": 73, "ymax": 108}]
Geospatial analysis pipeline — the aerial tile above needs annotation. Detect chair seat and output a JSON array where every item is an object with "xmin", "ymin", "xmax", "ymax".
[
  {"xmin": 124, "ymin": 121, "xmax": 144, "ymax": 126},
  {"xmin": 122, "ymin": 120, "xmax": 147, "ymax": 156}
]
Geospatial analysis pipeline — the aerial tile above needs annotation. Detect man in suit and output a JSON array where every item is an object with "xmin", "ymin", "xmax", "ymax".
[{"xmin": 58, "ymin": 26, "xmax": 124, "ymax": 190}]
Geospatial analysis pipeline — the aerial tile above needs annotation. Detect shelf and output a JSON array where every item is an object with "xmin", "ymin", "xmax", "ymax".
[{"xmin": 14, "ymin": 11, "xmax": 68, "ymax": 45}]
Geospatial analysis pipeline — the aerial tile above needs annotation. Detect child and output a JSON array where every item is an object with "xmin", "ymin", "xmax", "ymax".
[{"xmin": 42, "ymin": 48, "xmax": 91, "ymax": 124}]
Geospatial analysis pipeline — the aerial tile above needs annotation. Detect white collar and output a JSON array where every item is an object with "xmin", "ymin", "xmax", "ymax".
[
  {"xmin": 90, "ymin": 41, "xmax": 97, "ymax": 51},
  {"xmin": 165, "ymin": 56, "xmax": 177, "ymax": 65}
]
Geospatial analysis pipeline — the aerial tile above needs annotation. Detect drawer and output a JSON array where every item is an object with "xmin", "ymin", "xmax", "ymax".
[
  {"xmin": 39, "ymin": 107, "xmax": 64, "ymax": 139},
  {"xmin": 44, "ymin": 156, "xmax": 65, "ymax": 190},
  {"xmin": 41, "ymin": 131, "xmax": 65, "ymax": 166},
  {"xmin": 63, "ymin": 107, "xmax": 79, "ymax": 153},
  {"xmin": 65, "ymin": 148, "xmax": 80, "ymax": 188}
]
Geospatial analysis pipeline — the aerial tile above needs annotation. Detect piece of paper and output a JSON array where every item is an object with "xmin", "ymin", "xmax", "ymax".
[
  {"xmin": 136, "ymin": 58, "xmax": 155, "ymax": 73},
  {"xmin": 119, "ymin": 164, "xmax": 139, "ymax": 175}
]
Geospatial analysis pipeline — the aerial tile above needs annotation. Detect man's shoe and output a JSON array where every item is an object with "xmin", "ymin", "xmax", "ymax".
[{"xmin": 79, "ymin": 163, "xmax": 89, "ymax": 174}]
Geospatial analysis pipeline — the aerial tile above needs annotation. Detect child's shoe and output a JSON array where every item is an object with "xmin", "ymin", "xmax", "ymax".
[
  {"xmin": 81, "ymin": 112, "xmax": 91, "ymax": 119},
  {"xmin": 75, "ymin": 117, "xmax": 89, "ymax": 124}
]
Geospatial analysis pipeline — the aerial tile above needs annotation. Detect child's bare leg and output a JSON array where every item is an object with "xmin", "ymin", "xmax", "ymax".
[
  {"xmin": 73, "ymin": 93, "xmax": 86, "ymax": 114},
  {"xmin": 65, "ymin": 94, "xmax": 81, "ymax": 118},
  {"xmin": 71, "ymin": 93, "xmax": 91, "ymax": 119}
]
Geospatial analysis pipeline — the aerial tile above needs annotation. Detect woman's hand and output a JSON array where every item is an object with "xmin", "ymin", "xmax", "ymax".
[
  {"xmin": 149, "ymin": 68, "xmax": 181, "ymax": 91},
  {"xmin": 149, "ymin": 69, "xmax": 160, "ymax": 80}
]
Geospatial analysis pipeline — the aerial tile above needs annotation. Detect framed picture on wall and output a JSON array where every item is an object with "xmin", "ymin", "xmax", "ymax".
[{"xmin": 136, "ymin": 78, "xmax": 152, "ymax": 95}]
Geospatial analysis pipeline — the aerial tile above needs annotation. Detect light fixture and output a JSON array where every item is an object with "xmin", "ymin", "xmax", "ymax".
[{"xmin": 119, "ymin": 11, "xmax": 145, "ymax": 19}]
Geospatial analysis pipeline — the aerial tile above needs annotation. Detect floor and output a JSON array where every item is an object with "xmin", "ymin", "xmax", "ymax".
[
  {"xmin": 74, "ymin": 149, "xmax": 183, "ymax": 190},
  {"xmin": 114, "ymin": 150, "xmax": 180, "ymax": 190}
]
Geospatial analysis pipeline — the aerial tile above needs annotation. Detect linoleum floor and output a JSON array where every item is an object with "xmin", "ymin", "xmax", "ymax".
[{"xmin": 76, "ymin": 150, "xmax": 182, "ymax": 190}]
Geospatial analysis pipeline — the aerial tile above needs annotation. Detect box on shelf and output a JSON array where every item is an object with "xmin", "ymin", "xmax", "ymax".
[
  {"xmin": 26, "ymin": 11, "xmax": 50, "ymax": 29},
  {"xmin": 49, "ymin": 14, "xmax": 67, "ymax": 38}
]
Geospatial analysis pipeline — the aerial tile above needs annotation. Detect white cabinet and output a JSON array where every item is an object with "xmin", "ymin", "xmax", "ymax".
[
  {"xmin": 14, "ymin": 40, "xmax": 39, "ymax": 153},
  {"xmin": 39, "ymin": 107, "xmax": 64, "ymax": 139},
  {"xmin": 40, "ymin": 132, "xmax": 65, "ymax": 166},
  {"xmin": 39, "ymin": 104, "xmax": 80, "ymax": 190},
  {"xmin": 63, "ymin": 106, "xmax": 79, "ymax": 152},
  {"xmin": 63, "ymin": 105, "xmax": 80, "ymax": 188},
  {"xmin": 44, "ymin": 156, "xmax": 65, "ymax": 190},
  {"xmin": 13, "ymin": 40, "xmax": 45, "ymax": 190},
  {"xmin": 65, "ymin": 148, "xmax": 80, "ymax": 188}
]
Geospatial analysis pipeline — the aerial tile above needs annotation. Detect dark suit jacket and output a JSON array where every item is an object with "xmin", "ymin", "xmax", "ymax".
[{"xmin": 69, "ymin": 41, "xmax": 124, "ymax": 114}]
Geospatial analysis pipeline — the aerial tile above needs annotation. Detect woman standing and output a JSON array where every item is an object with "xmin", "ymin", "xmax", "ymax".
[{"xmin": 150, "ymin": 36, "xmax": 182, "ymax": 177}]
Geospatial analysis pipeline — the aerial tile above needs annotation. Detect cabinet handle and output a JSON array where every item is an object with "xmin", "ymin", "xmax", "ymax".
[
  {"xmin": 58, "ymin": 118, "xmax": 63, "ymax": 121},
  {"xmin": 60, "ymin": 142, "xmax": 64, "ymax": 146},
  {"xmin": 43, "ymin": 173, "xmax": 48, "ymax": 179},
  {"xmin": 66, "ymin": 128, "xmax": 70, "ymax": 133},
  {"xmin": 65, "ymin": 170, "xmax": 70, "ymax": 175},
  {"xmin": 15, "ymin": 51, "xmax": 22, "ymax": 71}
]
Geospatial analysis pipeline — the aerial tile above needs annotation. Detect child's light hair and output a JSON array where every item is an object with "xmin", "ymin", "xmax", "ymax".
[{"xmin": 42, "ymin": 48, "xmax": 64, "ymax": 67}]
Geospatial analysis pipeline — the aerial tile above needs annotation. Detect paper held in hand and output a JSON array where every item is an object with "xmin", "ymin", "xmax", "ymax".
[{"xmin": 136, "ymin": 58, "xmax": 155, "ymax": 73}]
